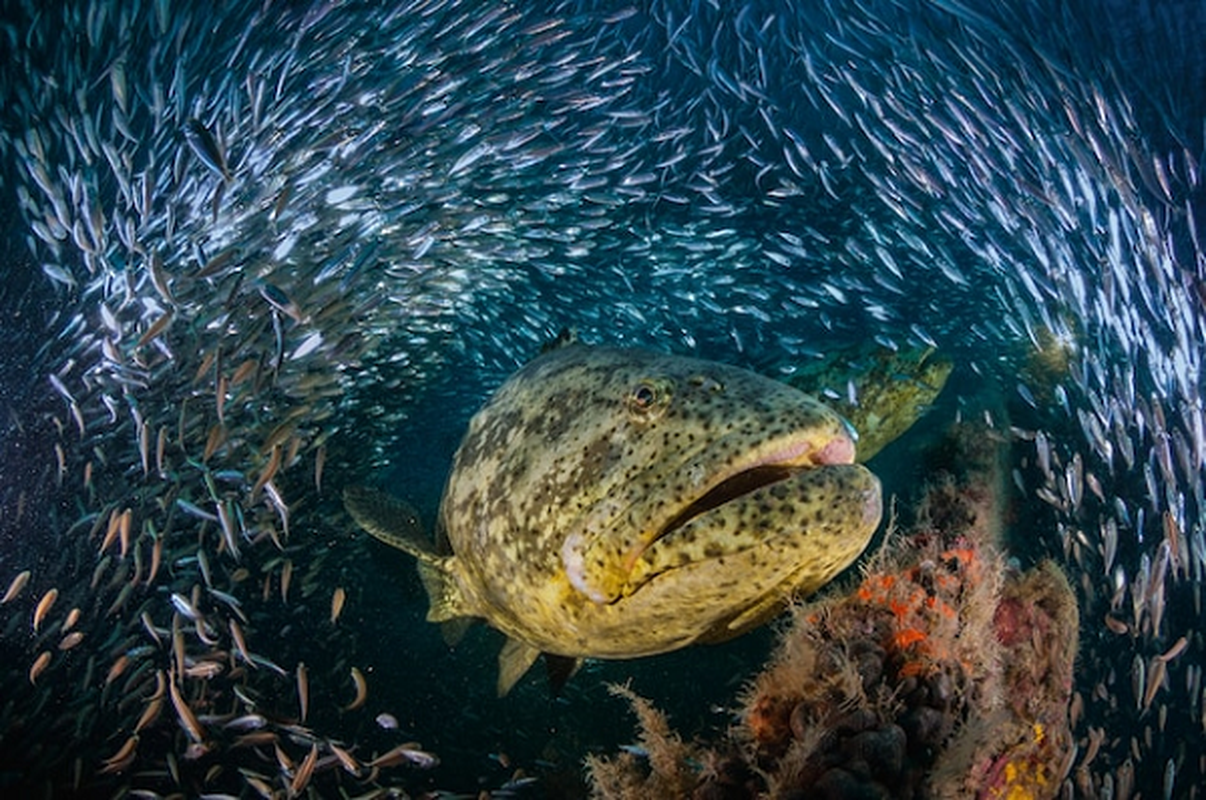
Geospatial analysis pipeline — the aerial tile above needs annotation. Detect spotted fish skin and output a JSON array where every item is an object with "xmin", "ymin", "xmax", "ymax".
[{"xmin": 429, "ymin": 343, "xmax": 882, "ymax": 661}]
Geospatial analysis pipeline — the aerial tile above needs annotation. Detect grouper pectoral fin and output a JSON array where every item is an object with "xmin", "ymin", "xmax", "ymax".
[
  {"xmin": 497, "ymin": 637, "xmax": 542, "ymax": 696},
  {"xmin": 343, "ymin": 486, "xmax": 473, "ymax": 622},
  {"xmin": 416, "ymin": 560, "xmax": 471, "ymax": 623}
]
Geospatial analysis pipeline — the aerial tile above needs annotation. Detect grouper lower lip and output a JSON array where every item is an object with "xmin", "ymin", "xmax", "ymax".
[
  {"xmin": 650, "ymin": 430, "xmax": 859, "ymax": 545},
  {"xmin": 622, "ymin": 458, "xmax": 883, "ymax": 611}
]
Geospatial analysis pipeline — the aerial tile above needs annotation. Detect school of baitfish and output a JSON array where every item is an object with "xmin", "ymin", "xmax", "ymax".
[{"xmin": 0, "ymin": 0, "xmax": 1203, "ymax": 797}]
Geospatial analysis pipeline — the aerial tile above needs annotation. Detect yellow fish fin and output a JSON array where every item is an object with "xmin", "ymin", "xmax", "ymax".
[
  {"xmin": 417, "ymin": 559, "xmax": 472, "ymax": 622},
  {"xmin": 497, "ymin": 637, "xmax": 542, "ymax": 696},
  {"xmin": 344, "ymin": 487, "xmax": 474, "ymax": 623}
]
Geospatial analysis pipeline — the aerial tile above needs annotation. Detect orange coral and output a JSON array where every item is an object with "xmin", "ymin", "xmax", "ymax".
[
  {"xmin": 893, "ymin": 628, "xmax": 928, "ymax": 649},
  {"xmin": 848, "ymin": 536, "xmax": 988, "ymax": 681}
]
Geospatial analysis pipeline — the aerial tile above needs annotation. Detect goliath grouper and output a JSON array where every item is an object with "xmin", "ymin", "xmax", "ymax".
[{"xmin": 345, "ymin": 343, "xmax": 882, "ymax": 693}]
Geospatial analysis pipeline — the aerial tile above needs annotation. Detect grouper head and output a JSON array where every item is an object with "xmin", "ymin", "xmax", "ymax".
[{"xmin": 438, "ymin": 343, "xmax": 882, "ymax": 659}]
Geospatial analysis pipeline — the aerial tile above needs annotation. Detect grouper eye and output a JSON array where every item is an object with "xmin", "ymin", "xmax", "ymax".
[
  {"xmin": 628, "ymin": 381, "xmax": 669, "ymax": 417},
  {"xmin": 630, "ymin": 383, "xmax": 657, "ymax": 408}
]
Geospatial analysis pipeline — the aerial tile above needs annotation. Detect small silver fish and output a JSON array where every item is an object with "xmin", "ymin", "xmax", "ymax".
[{"xmin": 183, "ymin": 118, "xmax": 230, "ymax": 181}]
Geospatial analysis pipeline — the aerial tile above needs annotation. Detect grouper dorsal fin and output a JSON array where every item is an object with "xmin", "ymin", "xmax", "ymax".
[
  {"xmin": 537, "ymin": 326, "xmax": 578, "ymax": 355},
  {"xmin": 342, "ymin": 486, "xmax": 439, "ymax": 564}
]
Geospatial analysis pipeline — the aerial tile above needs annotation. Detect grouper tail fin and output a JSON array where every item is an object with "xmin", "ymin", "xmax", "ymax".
[
  {"xmin": 343, "ymin": 486, "xmax": 470, "ymax": 623},
  {"xmin": 343, "ymin": 486, "xmax": 437, "ymax": 561}
]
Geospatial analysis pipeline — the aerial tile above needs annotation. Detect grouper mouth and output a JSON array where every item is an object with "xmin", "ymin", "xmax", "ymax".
[
  {"xmin": 650, "ymin": 433, "xmax": 858, "ymax": 548},
  {"xmin": 562, "ymin": 427, "xmax": 867, "ymax": 605}
]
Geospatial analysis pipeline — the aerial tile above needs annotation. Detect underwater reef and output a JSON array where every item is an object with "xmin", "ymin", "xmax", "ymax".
[{"xmin": 588, "ymin": 419, "xmax": 1079, "ymax": 800}]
